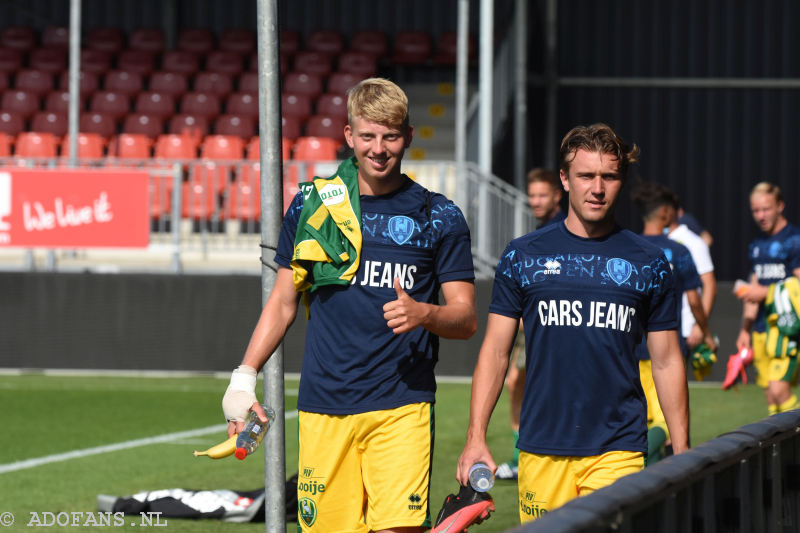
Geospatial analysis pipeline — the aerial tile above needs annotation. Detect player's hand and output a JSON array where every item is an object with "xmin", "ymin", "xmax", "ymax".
[
  {"xmin": 226, "ymin": 401, "xmax": 268, "ymax": 437},
  {"xmin": 456, "ymin": 439, "xmax": 496, "ymax": 487},
  {"xmin": 222, "ymin": 365, "xmax": 258, "ymax": 436},
  {"xmin": 687, "ymin": 324, "xmax": 704, "ymax": 349},
  {"xmin": 383, "ymin": 278, "xmax": 428, "ymax": 334},
  {"xmin": 704, "ymin": 334, "xmax": 718, "ymax": 353},
  {"xmin": 740, "ymin": 283, "xmax": 768, "ymax": 303},
  {"xmin": 735, "ymin": 329, "xmax": 751, "ymax": 351}
]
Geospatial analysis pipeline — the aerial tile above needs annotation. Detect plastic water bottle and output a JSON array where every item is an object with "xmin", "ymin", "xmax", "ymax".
[
  {"xmin": 234, "ymin": 404, "xmax": 275, "ymax": 460},
  {"xmin": 468, "ymin": 463, "xmax": 495, "ymax": 492}
]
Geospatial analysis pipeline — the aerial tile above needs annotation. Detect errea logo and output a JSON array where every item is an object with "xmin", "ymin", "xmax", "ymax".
[
  {"xmin": 543, "ymin": 259, "xmax": 561, "ymax": 275},
  {"xmin": 408, "ymin": 493, "xmax": 422, "ymax": 511}
]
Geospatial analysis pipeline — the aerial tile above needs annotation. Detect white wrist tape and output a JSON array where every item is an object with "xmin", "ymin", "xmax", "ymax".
[{"xmin": 222, "ymin": 365, "xmax": 258, "ymax": 422}]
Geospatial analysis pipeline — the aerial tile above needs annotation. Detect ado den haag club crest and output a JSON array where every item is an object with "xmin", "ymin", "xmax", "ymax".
[
  {"xmin": 606, "ymin": 258, "xmax": 632, "ymax": 285},
  {"xmin": 388, "ymin": 215, "xmax": 415, "ymax": 245},
  {"xmin": 298, "ymin": 497, "xmax": 317, "ymax": 527}
]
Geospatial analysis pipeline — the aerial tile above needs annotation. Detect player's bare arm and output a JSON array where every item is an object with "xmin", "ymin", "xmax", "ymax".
[
  {"xmin": 456, "ymin": 313, "xmax": 518, "ymax": 485},
  {"xmin": 686, "ymin": 289, "xmax": 716, "ymax": 351},
  {"xmin": 699, "ymin": 271, "xmax": 717, "ymax": 316},
  {"xmin": 647, "ymin": 329, "xmax": 689, "ymax": 453},
  {"xmin": 383, "ymin": 278, "xmax": 477, "ymax": 339}
]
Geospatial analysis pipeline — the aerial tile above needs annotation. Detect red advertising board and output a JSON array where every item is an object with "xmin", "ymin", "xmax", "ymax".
[{"xmin": 0, "ymin": 167, "xmax": 150, "ymax": 248}]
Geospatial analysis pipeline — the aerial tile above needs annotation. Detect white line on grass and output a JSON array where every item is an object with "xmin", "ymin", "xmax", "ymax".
[{"xmin": 0, "ymin": 410, "xmax": 299, "ymax": 475}]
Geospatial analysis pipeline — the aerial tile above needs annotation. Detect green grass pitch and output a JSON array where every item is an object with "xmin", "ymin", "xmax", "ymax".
[{"xmin": 0, "ymin": 374, "xmax": 768, "ymax": 532}]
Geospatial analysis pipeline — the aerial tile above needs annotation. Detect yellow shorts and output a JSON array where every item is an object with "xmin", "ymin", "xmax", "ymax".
[
  {"xmin": 517, "ymin": 450, "xmax": 644, "ymax": 522},
  {"xmin": 768, "ymin": 356, "xmax": 799, "ymax": 384},
  {"xmin": 753, "ymin": 331, "xmax": 770, "ymax": 388},
  {"xmin": 296, "ymin": 403, "xmax": 433, "ymax": 532},
  {"xmin": 638, "ymin": 360, "xmax": 668, "ymax": 438}
]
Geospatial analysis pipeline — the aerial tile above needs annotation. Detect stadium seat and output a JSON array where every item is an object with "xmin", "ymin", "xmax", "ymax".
[
  {"xmin": 108, "ymin": 133, "xmax": 152, "ymax": 159},
  {"xmin": 44, "ymin": 90, "xmax": 84, "ymax": 113},
  {"xmin": 206, "ymin": 51, "xmax": 244, "ymax": 75},
  {"xmin": 149, "ymin": 71, "xmax": 189, "ymax": 96},
  {"xmin": 154, "ymin": 133, "xmax": 198, "ymax": 160},
  {"xmin": 0, "ymin": 72, "xmax": 8, "ymax": 92},
  {"xmin": 90, "ymin": 91, "xmax": 131, "ymax": 120},
  {"xmin": 201, "ymin": 134, "xmax": 245, "ymax": 160},
  {"xmin": 177, "ymin": 28, "xmax": 215, "ymax": 54},
  {"xmin": 61, "ymin": 132, "xmax": 105, "ymax": 159},
  {"xmin": 194, "ymin": 71, "xmax": 233, "ymax": 98},
  {"xmin": 28, "ymin": 48, "xmax": 67, "ymax": 74},
  {"xmin": 279, "ymin": 30, "xmax": 300, "ymax": 57},
  {"xmin": 121, "ymin": 113, "xmax": 164, "ymax": 138},
  {"xmin": 281, "ymin": 93, "xmax": 313, "ymax": 121},
  {"xmin": 1, "ymin": 89, "xmax": 41, "ymax": 119},
  {"xmin": 219, "ymin": 28, "xmax": 256, "ymax": 54},
  {"xmin": 327, "ymin": 72, "xmax": 361, "ymax": 96},
  {"xmin": 14, "ymin": 69, "xmax": 55, "ymax": 96},
  {"xmin": 167, "ymin": 113, "xmax": 209, "ymax": 143},
  {"xmin": 58, "ymin": 70, "xmax": 99, "ymax": 96},
  {"xmin": 161, "ymin": 50, "xmax": 200, "ymax": 75},
  {"xmin": 350, "ymin": 30, "xmax": 388, "ymax": 59},
  {"xmin": 281, "ymin": 115, "xmax": 302, "ymax": 141},
  {"xmin": 0, "ymin": 26, "xmax": 36, "ymax": 51},
  {"xmin": 392, "ymin": 31, "xmax": 432, "ymax": 65},
  {"xmin": 180, "ymin": 92, "xmax": 221, "ymax": 120},
  {"xmin": 116, "ymin": 50, "xmax": 157, "ymax": 76},
  {"xmin": 238, "ymin": 71, "xmax": 258, "ymax": 94},
  {"xmin": 42, "ymin": 26, "xmax": 69, "ymax": 49},
  {"xmin": 0, "ymin": 131, "xmax": 12, "ymax": 157},
  {"xmin": 0, "ymin": 49, "xmax": 23, "ymax": 73},
  {"xmin": 337, "ymin": 51, "xmax": 377, "ymax": 78},
  {"xmin": 434, "ymin": 31, "xmax": 477, "ymax": 65},
  {"xmin": 103, "ymin": 70, "xmax": 144, "ymax": 96},
  {"xmin": 81, "ymin": 49, "xmax": 113, "ymax": 74},
  {"xmin": 293, "ymin": 136, "xmax": 338, "ymax": 161},
  {"xmin": 292, "ymin": 51, "xmax": 333, "ymax": 77},
  {"xmin": 224, "ymin": 175, "xmax": 261, "ymax": 221},
  {"xmin": 316, "ymin": 93, "xmax": 348, "ymax": 118},
  {"xmin": 79, "ymin": 112, "xmax": 117, "ymax": 138},
  {"xmin": 15, "ymin": 131, "xmax": 58, "ymax": 158},
  {"xmin": 214, "ymin": 114, "xmax": 255, "ymax": 139},
  {"xmin": 306, "ymin": 30, "xmax": 344, "ymax": 56},
  {"xmin": 148, "ymin": 174, "xmax": 173, "ymax": 219},
  {"xmin": 181, "ymin": 181, "xmax": 219, "ymax": 220},
  {"xmin": 305, "ymin": 114, "xmax": 346, "ymax": 141},
  {"xmin": 246, "ymin": 135, "xmax": 260, "ymax": 160},
  {"xmin": 225, "ymin": 92, "xmax": 258, "ymax": 118},
  {"xmin": 0, "ymin": 111, "xmax": 25, "ymax": 135},
  {"xmin": 283, "ymin": 72, "xmax": 323, "ymax": 99},
  {"xmin": 129, "ymin": 28, "xmax": 165, "ymax": 53},
  {"xmin": 134, "ymin": 91, "xmax": 176, "ymax": 120},
  {"xmin": 86, "ymin": 27, "xmax": 125, "ymax": 53},
  {"xmin": 31, "ymin": 111, "xmax": 68, "ymax": 137}
]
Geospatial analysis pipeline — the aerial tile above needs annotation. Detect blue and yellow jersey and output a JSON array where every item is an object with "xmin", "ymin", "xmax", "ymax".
[
  {"xmin": 634, "ymin": 234, "xmax": 701, "ymax": 360},
  {"xmin": 748, "ymin": 223, "xmax": 800, "ymax": 332},
  {"xmin": 489, "ymin": 223, "xmax": 677, "ymax": 457},
  {"xmin": 275, "ymin": 177, "xmax": 474, "ymax": 415}
]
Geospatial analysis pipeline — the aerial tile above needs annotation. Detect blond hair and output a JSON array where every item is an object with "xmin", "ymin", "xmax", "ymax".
[
  {"xmin": 346, "ymin": 78, "xmax": 409, "ymax": 130},
  {"xmin": 750, "ymin": 181, "xmax": 783, "ymax": 203}
]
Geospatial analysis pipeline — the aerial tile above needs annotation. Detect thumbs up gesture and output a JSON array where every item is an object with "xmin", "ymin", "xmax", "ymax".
[{"xmin": 383, "ymin": 278, "xmax": 428, "ymax": 334}]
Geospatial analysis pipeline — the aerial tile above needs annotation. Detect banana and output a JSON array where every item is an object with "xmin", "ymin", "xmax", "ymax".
[{"xmin": 193, "ymin": 434, "xmax": 238, "ymax": 459}]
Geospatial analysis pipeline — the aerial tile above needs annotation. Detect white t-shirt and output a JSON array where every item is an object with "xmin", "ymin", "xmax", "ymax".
[{"xmin": 668, "ymin": 224, "xmax": 714, "ymax": 338}]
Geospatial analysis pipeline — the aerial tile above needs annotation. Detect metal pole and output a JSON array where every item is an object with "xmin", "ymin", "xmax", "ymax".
[
  {"xmin": 544, "ymin": 0, "xmax": 558, "ymax": 172},
  {"xmin": 255, "ymin": 1, "xmax": 285, "ymax": 532},
  {"xmin": 67, "ymin": 0, "xmax": 80, "ymax": 167},
  {"xmin": 454, "ymin": 0, "xmax": 469, "ymax": 167},
  {"xmin": 478, "ymin": 0, "xmax": 493, "ymax": 174},
  {"xmin": 170, "ymin": 164, "xmax": 182, "ymax": 273},
  {"xmin": 513, "ymin": 0, "xmax": 527, "ymax": 191}
]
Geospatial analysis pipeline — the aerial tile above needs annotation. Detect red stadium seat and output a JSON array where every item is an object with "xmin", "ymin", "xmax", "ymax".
[
  {"xmin": 293, "ymin": 136, "xmax": 338, "ymax": 161},
  {"xmin": 283, "ymin": 72, "xmax": 323, "ymax": 99},
  {"xmin": 238, "ymin": 71, "xmax": 258, "ymax": 94},
  {"xmin": 61, "ymin": 132, "xmax": 105, "ymax": 159},
  {"xmin": 14, "ymin": 69, "xmax": 55, "ymax": 96},
  {"xmin": 246, "ymin": 136, "xmax": 260, "ymax": 160},
  {"xmin": 392, "ymin": 31, "xmax": 432, "ymax": 65},
  {"xmin": 226, "ymin": 92, "xmax": 258, "ymax": 118},
  {"xmin": 292, "ymin": 51, "xmax": 333, "ymax": 77},
  {"xmin": 44, "ymin": 90, "xmax": 84, "ymax": 113},
  {"xmin": 350, "ymin": 30, "xmax": 388, "ymax": 59},
  {"xmin": 31, "ymin": 111, "xmax": 68, "ymax": 137},
  {"xmin": 58, "ymin": 70, "xmax": 99, "ymax": 96},
  {"xmin": 206, "ymin": 51, "xmax": 244, "ymax": 75},
  {"xmin": 337, "ymin": 51, "xmax": 377, "ymax": 78},
  {"xmin": 1, "ymin": 89, "xmax": 41, "ymax": 119},
  {"xmin": 42, "ymin": 26, "xmax": 69, "ymax": 49},
  {"xmin": 224, "ymin": 175, "xmax": 261, "ymax": 221},
  {"xmin": 177, "ymin": 28, "xmax": 215, "ymax": 54},
  {"xmin": 194, "ymin": 71, "xmax": 233, "ymax": 98},
  {"xmin": 434, "ymin": 31, "xmax": 477, "ymax": 65},
  {"xmin": 305, "ymin": 114, "xmax": 346, "ymax": 141},
  {"xmin": 281, "ymin": 93, "xmax": 313, "ymax": 121},
  {"xmin": 121, "ymin": 113, "xmax": 164, "ymax": 138},
  {"xmin": 326, "ymin": 72, "xmax": 361, "ymax": 96},
  {"xmin": 0, "ymin": 72, "xmax": 8, "ymax": 92},
  {"xmin": 306, "ymin": 30, "xmax": 344, "ymax": 56},
  {"xmin": 281, "ymin": 115, "xmax": 302, "ymax": 141},
  {"xmin": 167, "ymin": 114, "xmax": 209, "ymax": 143},
  {"xmin": 148, "ymin": 71, "xmax": 189, "ymax": 97},
  {"xmin": 108, "ymin": 133, "xmax": 152, "ymax": 159},
  {"xmin": 214, "ymin": 114, "xmax": 255, "ymax": 139},
  {"xmin": 181, "ymin": 181, "xmax": 219, "ymax": 220},
  {"xmin": 154, "ymin": 133, "xmax": 198, "ymax": 160},
  {"xmin": 116, "ymin": 50, "xmax": 157, "ymax": 76},
  {"xmin": 90, "ymin": 91, "xmax": 131, "ymax": 120},
  {"xmin": 0, "ymin": 131, "xmax": 13, "ymax": 157},
  {"xmin": 0, "ymin": 111, "xmax": 25, "ymax": 135},
  {"xmin": 148, "ymin": 174, "xmax": 173, "ymax": 219},
  {"xmin": 15, "ymin": 131, "xmax": 58, "ymax": 158},
  {"xmin": 134, "ymin": 91, "xmax": 176, "ymax": 120},
  {"xmin": 103, "ymin": 70, "xmax": 144, "ymax": 96},
  {"xmin": 129, "ymin": 28, "xmax": 165, "ymax": 53},
  {"xmin": 86, "ymin": 28, "xmax": 124, "ymax": 53},
  {"xmin": 81, "ymin": 49, "xmax": 113, "ymax": 74},
  {"xmin": 201, "ymin": 134, "xmax": 245, "ymax": 160},
  {"xmin": 280, "ymin": 30, "xmax": 300, "ymax": 56},
  {"xmin": 79, "ymin": 112, "xmax": 117, "ymax": 138},
  {"xmin": 0, "ymin": 49, "xmax": 23, "ymax": 73},
  {"xmin": 219, "ymin": 28, "xmax": 256, "ymax": 54},
  {"xmin": 161, "ymin": 50, "xmax": 200, "ymax": 75},
  {"xmin": 28, "ymin": 48, "xmax": 67, "ymax": 74},
  {"xmin": 180, "ymin": 92, "xmax": 221, "ymax": 120},
  {"xmin": 0, "ymin": 26, "xmax": 36, "ymax": 51},
  {"xmin": 316, "ymin": 93, "xmax": 348, "ymax": 119}
]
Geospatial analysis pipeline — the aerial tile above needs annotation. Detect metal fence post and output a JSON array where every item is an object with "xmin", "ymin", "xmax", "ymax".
[{"xmin": 170, "ymin": 163, "xmax": 182, "ymax": 273}]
